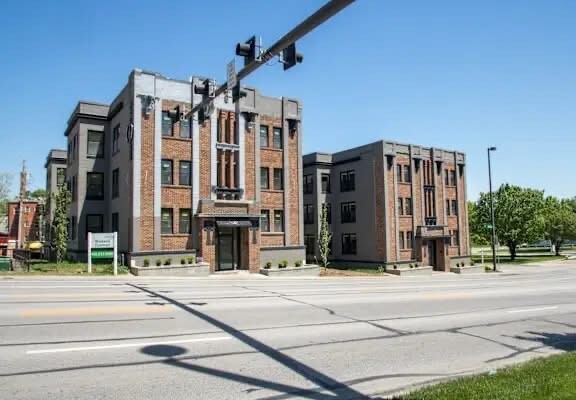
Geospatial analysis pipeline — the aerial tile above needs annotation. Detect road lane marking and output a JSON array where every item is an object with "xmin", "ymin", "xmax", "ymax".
[
  {"xmin": 21, "ymin": 305, "xmax": 169, "ymax": 317},
  {"xmin": 508, "ymin": 306, "xmax": 558, "ymax": 314},
  {"xmin": 26, "ymin": 336, "xmax": 231, "ymax": 354}
]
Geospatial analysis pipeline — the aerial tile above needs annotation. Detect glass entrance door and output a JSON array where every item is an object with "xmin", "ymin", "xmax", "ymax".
[{"xmin": 216, "ymin": 227, "xmax": 240, "ymax": 271}]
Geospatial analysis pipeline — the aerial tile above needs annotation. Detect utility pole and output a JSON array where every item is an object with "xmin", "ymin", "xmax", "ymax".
[
  {"xmin": 18, "ymin": 161, "xmax": 27, "ymax": 248},
  {"xmin": 487, "ymin": 147, "xmax": 497, "ymax": 272}
]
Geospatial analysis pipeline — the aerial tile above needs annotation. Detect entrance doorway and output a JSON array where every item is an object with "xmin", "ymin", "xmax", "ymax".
[
  {"xmin": 216, "ymin": 227, "xmax": 240, "ymax": 271},
  {"xmin": 427, "ymin": 240, "xmax": 437, "ymax": 270}
]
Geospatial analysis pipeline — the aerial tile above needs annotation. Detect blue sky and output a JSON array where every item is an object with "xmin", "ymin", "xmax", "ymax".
[{"xmin": 0, "ymin": 0, "xmax": 574, "ymax": 200}]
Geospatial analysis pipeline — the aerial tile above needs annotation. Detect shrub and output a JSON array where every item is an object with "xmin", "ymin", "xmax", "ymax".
[
  {"xmin": 164, "ymin": 258, "xmax": 172, "ymax": 266},
  {"xmin": 470, "ymin": 260, "xmax": 475, "ymax": 266},
  {"xmin": 377, "ymin": 265, "xmax": 386, "ymax": 274},
  {"xmin": 265, "ymin": 261, "xmax": 272, "ymax": 269},
  {"xmin": 181, "ymin": 258, "xmax": 186, "ymax": 265},
  {"xmin": 410, "ymin": 264, "xmax": 414, "ymax": 269},
  {"xmin": 155, "ymin": 259, "xmax": 162, "ymax": 266},
  {"xmin": 143, "ymin": 258, "xmax": 150, "ymax": 267},
  {"xmin": 485, "ymin": 266, "xmax": 492, "ymax": 272},
  {"xmin": 294, "ymin": 260, "xmax": 302, "ymax": 267},
  {"xmin": 393, "ymin": 264, "xmax": 398, "ymax": 270},
  {"xmin": 279, "ymin": 260, "xmax": 288, "ymax": 268},
  {"xmin": 188, "ymin": 256, "xmax": 195, "ymax": 265}
]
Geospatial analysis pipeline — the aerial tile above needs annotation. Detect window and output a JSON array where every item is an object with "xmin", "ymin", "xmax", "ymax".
[
  {"xmin": 398, "ymin": 198, "xmax": 404, "ymax": 216},
  {"xmin": 397, "ymin": 165, "xmax": 411, "ymax": 183},
  {"xmin": 273, "ymin": 127, "xmax": 283, "ymax": 149},
  {"xmin": 179, "ymin": 209, "xmax": 191, "ymax": 234},
  {"xmin": 444, "ymin": 169, "xmax": 450, "ymax": 186},
  {"xmin": 399, "ymin": 231, "xmax": 405, "ymax": 249},
  {"xmin": 111, "ymin": 212, "xmax": 119, "ymax": 233},
  {"xmin": 112, "ymin": 168, "xmax": 119, "ymax": 198},
  {"xmin": 406, "ymin": 231, "xmax": 413, "ymax": 249},
  {"xmin": 450, "ymin": 170, "xmax": 457, "ymax": 186},
  {"xmin": 260, "ymin": 167, "xmax": 269, "ymax": 189},
  {"xmin": 304, "ymin": 204, "xmax": 315, "ymax": 224},
  {"xmin": 303, "ymin": 174, "xmax": 314, "ymax": 194},
  {"xmin": 341, "ymin": 202, "xmax": 356, "ymax": 223},
  {"xmin": 323, "ymin": 203, "xmax": 332, "ymax": 224},
  {"xmin": 161, "ymin": 159, "xmax": 173, "ymax": 185},
  {"xmin": 397, "ymin": 164, "xmax": 403, "ymax": 183},
  {"xmin": 342, "ymin": 233, "xmax": 357, "ymax": 255},
  {"xmin": 86, "ymin": 214, "xmax": 104, "ymax": 235},
  {"xmin": 261, "ymin": 210, "xmax": 270, "ymax": 232},
  {"xmin": 451, "ymin": 200, "xmax": 458, "ymax": 216},
  {"xmin": 71, "ymin": 175, "xmax": 77, "ymax": 201},
  {"xmin": 86, "ymin": 173, "xmax": 104, "ymax": 200},
  {"xmin": 71, "ymin": 216, "xmax": 76, "ymax": 240},
  {"xmin": 260, "ymin": 125, "xmax": 269, "ymax": 148},
  {"xmin": 73, "ymin": 135, "xmax": 77, "ymax": 160},
  {"xmin": 112, "ymin": 124, "xmax": 120, "ymax": 154},
  {"xmin": 87, "ymin": 131, "xmax": 104, "ymax": 158},
  {"xmin": 161, "ymin": 208, "xmax": 173, "ymax": 234},
  {"xmin": 67, "ymin": 142, "xmax": 71, "ymax": 164},
  {"xmin": 273, "ymin": 168, "xmax": 283, "ymax": 190},
  {"xmin": 179, "ymin": 161, "xmax": 191, "ymax": 186},
  {"xmin": 162, "ymin": 111, "xmax": 173, "ymax": 136},
  {"xmin": 451, "ymin": 230, "xmax": 460, "ymax": 246},
  {"xmin": 305, "ymin": 235, "xmax": 315, "ymax": 255},
  {"xmin": 340, "ymin": 170, "xmax": 355, "ymax": 192},
  {"xmin": 24, "ymin": 206, "xmax": 30, "ymax": 213},
  {"xmin": 274, "ymin": 210, "xmax": 284, "ymax": 232},
  {"xmin": 446, "ymin": 199, "xmax": 451, "ymax": 216},
  {"xmin": 321, "ymin": 174, "xmax": 331, "ymax": 193},
  {"xmin": 405, "ymin": 198, "xmax": 413, "ymax": 215},
  {"xmin": 56, "ymin": 168, "xmax": 66, "ymax": 186},
  {"xmin": 404, "ymin": 165, "xmax": 411, "ymax": 183},
  {"xmin": 180, "ymin": 118, "xmax": 190, "ymax": 138}
]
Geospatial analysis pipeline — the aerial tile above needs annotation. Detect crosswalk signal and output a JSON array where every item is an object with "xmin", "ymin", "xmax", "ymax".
[
  {"xmin": 282, "ymin": 43, "xmax": 303, "ymax": 71},
  {"xmin": 232, "ymin": 84, "xmax": 247, "ymax": 103},
  {"xmin": 236, "ymin": 36, "xmax": 258, "ymax": 66}
]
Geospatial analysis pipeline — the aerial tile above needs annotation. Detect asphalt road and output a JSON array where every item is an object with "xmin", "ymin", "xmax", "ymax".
[{"xmin": 2, "ymin": 260, "xmax": 576, "ymax": 399}]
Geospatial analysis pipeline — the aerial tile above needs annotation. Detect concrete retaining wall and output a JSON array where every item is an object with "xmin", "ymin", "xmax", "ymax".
[
  {"xmin": 386, "ymin": 266, "xmax": 433, "ymax": 276},
  {"xmin": 260, "ymin": 246, "xmax": 305, "ymax": 268},
  {"xmin": 128, "ymin": 250, "xmax": 197, "ymax": 267},
  {"xmin": 260, "ymin": 265, "xmax": 320, "ymax": 277},
  {"xmin": 450, "ymin": 265, "xmax": 484, "ymax": 274},
  {"xmin": 130, "ymin": 262, "xmax": 209, "ymax": 277}
]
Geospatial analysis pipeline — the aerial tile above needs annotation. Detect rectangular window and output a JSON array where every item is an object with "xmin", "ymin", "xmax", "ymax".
[
  {"xmin": 112, "ymin": 125, "xmax": 120, "ymax": 154},
  {"xmin": 179, "ymin": 209, "xmax": 191, "ymax": 234},
  {"xmin": 73, "ymin": 136, "xmax": 77, "ymax": 160},
  {"xmin": 72, "ymin": 176, "xmax": 77, "ymax": 201},
  {"xmin": 446, "ymin": 199, "xmax": 451, "ymax": 216},
  {"xmin": 179, "ymin": 161, "xmax": 192, "ymax": 186},
  {"xmin": 321, "ymin": 174, "xmax": 331, "ymax": 193},
  {"xmin": 261, "ymin": 210, "xmax": 270, "ymax": 232},
  {"xmin": 342, "ymin": 233, "xmax": 357, "ymax": 255},
  {"xmin": 161, "ymin": 208, "xmax": 173, "ymax": 234},
  {"xmin": 162, "ymin": 111, "xmax": 173, "ymax": 136},
  {"xmin": 112, "ymin": 168, "xmax": 119, "ymax": 198},
  {"xmin": 57, "ymin": 168, "xmax": 66, "ymax": 186},
  {"xmin": 274, "ymin": 210, "xmax": 284, "ymax": 232},
  {"xmin": 340, "ymin": 170, "xmax": 355, "ymax": 192},
  {"xmin": 260, "ymin": 125, "xmax": 269, "ymax": 148},
  {"xmin": 398, "ymin": 198, "xmax": 404, "ymax": 216},
  {"xmin": 341, "ymin": 202, "xmax": 356, "ymax": 223},
  {"xmin": 450, "ymin": 170, "xmax": 457, "ymax": 186},
  {"xmin": 111, "ymin": 212, "xmax": 119, "ymax": 233},
  {"xmin": 87, "ymin": 131, "xmax": 104, "ymax": 158},
  {"xmin": 161, "ymin": 159, "xmax": 173, "ymax": 185},
  {"xmin": 273, "ymin": 168, "xmax": 283, "ymax": 190},
  {"xmin": 397, "ymin": 164, "xmax": 403, "ymax": 183},
  {"xmin": 305, "ymin": 235, "xmax": 315, "ymax": 256},
  {"xmin": 324, "ymin": 203, "xmax": 332, "ymax": 224},
  {"xmin": 406, "ymin": 231, "xmax": 413, "ymax": 249},
  {"xmin": 451, "ymin": 230, "xmax": 460, "ymax": 246},
  {"xmin": 451, "ymin": 199, "xmax": 458, "ymax": 216},
  {"xmin": 404, "ymin": 165, "xmax": 411, "ymax": 183},
  {"xmin": 86, "ymin": 214, "xmax": 104, "ymax": 235},
  {"xmin": 399, "ymin": 231, "xmax": 405, "ymax": 249},
  {"xmin": 71, "ymin": 216, "xmax": 76, "ymax": 240},
  {"xmin": 303, "ymin": 174, "xmax": 314, "ymax": 194},
  {"xmin": 180, "ymin": 118, "xmax": 191, "ymax": 138},
  {"xmin": 445, "ymin": 169, "xmax": 450, "ymax": 186},
  {"xmin": 405, "ymin": 198, "xmax": 413, "ymax": 215},
  {"xmin": 86, "ymin": 173, "xmax": 104, "ymax": 200},
  {"xmin": 273, "ymin": 127, "xmax": 283, "ymax": 149},
  {"xmin": 260, "ymin": 167, "xmax": 269, "ymax": 189},
  {"xmin": 304, "ymin": 204, "xmax": 314, "ymax": 224}
]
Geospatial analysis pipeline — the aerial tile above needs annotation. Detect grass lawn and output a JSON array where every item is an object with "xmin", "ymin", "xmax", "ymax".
[
  {"xmin": 324, "ymin": 264, "xmax": 384, "ymax": 275},
  {"xmin": 393, "ymin": 353, "xmax": 576, "ymax": 400},
  {"xmin": 472, "ymin": 254, "xmax": 565, "ymax": 265},
  {"xmin": 1, "ymin": 260, "xmax": 129, "ymax": 275}
]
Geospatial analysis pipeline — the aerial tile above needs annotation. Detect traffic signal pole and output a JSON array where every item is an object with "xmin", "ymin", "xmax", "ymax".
[{"xmin": 188, "ymin": 0, "xmax": 355, "ymax": 117}]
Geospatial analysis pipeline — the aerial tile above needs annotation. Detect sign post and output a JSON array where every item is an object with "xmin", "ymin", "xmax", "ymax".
[
  {"xmin": 226, "ymin": 59, "xmax": 237, "ymax": 91},
  {"xmin": 88, "ymin": 232, "xmax": 117, "ymax": 275}
]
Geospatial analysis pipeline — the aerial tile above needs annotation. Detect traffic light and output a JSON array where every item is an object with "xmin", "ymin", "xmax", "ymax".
[
  {"xmin": 232, "ymin": 84, "xmax": 247, "ymax": 103},
  {"xmin": 282, "ymin": 43, "xmax": 303, "ymax": 71},
  {"xmin": 194, "ymin": 79, "xmax": 214, "ymax": 97},
  {"xmin": 236, "ymin": 36, "xmax": 258, "ymax": 66}
]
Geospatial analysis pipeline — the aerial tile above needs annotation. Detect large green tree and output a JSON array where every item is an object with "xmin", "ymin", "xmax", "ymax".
[
  {"xmin": 475, "ymin": 184, "xmax": 546, "ymax": 260},
  {"xmin": 544, "ymin": 197, "xmax": 576, "ymax": 256},
  {"xmin": 468, "ymin": 201, "xmax": 490, "ymax": 246},
  {"xmin": 0, "ymin": 173, "xmax": 12, "ymax": 217}
]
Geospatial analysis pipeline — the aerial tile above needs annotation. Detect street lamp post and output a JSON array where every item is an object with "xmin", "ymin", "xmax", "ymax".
[{"xmin": 487, "ymin": 147, "xmax": 497, "ymax": 272}]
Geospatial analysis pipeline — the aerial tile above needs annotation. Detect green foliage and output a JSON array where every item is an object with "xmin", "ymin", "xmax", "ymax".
[
  {"xmin": 143, "ymin": 258, "xmax": 150, "ymax": 267},
  {"xmin": 543, "ymin": 197, "xmax": 576, "ymax": 256},
  {"xmin": 52, "ymin": 184, "xmax": 71, "ymax": 264},
  {"xmin": 475, "ymin": 184, "xmax": 546, "ymax": 260},
  {"xmin": 377, "ymin": 265, "xmax": 386, "ymax": 274},
  {"xmin": 294, "ymin": 260, "xmax": 302, "ymax": 267},
  {"xmin": 0, "ymin": 173, "xmax": 12, "ymax": 217},
  {"xmin": 318, "ymin": 203, "xmax": 332, "ymax": 270},
  {"xmin": 181, "ymin": 258, "xmax": 186, "ymax": 265},
  {"xmin": 278, "ymin": 260, "xmax": 288, "ymax": 268},
  {"xmin": 164, "ymin": 258, "xmax": 172, "ymax": 266},
  {"xmin": 187, "ymin": 256, "xmax": 196, "ymax": 264},
  {"xmin": 264, "ymin": 261, "xmax": 272, "ymax": 269},
  {"xmin": 468, "ymin": 201, "xmax": 490, "ymax": 246},
  {"xmin": 28, "ymin": 189, "xmax": 48, "ymax": 201},
  {"xmin": 156, "ymin": 259, "xmax": 162, "ymax": 266}
]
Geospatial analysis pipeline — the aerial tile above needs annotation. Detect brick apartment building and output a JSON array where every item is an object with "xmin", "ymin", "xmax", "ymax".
[
  {"xmin": 7, "ymin": 201, "xmax": 42, "ymax": 246},
  {"xmin": 63, "ymin": 69, "xmax": 304, "ymax": 272},
  {"xmin": 303, "ymin": 141, "xmax": 470, "ymax": 271}
]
